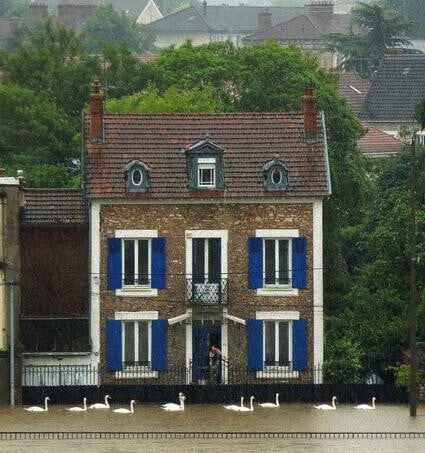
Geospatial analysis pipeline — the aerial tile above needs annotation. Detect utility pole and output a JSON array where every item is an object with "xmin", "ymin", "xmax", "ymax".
[{"xmin": 409, "ymin": 133, "xmax": 418, "ymax": 417}]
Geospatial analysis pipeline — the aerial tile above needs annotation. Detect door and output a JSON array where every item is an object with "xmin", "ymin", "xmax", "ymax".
[{"xmin": 192, "ymin": 321, "xmax": 221, "ymax": 381}]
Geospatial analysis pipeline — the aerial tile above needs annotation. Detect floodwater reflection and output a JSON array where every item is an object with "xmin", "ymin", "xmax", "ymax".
[{"xmin": 0, "ymin": 403, "xmax": 424, "ymax": 452}]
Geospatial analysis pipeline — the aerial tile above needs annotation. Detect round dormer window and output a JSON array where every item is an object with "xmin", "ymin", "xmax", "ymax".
[
  {"xmin": 271, "ymin": 168, "xmax": 282, "ymax": 185},
  {"xmin": 131, "ymin": 169, "xmax": 143, "ymax": 186}
]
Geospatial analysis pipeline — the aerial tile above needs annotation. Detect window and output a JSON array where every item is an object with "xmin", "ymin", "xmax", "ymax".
[
  {"xmin": 123, "ymin": 239, "xmax": 150, "ymax": 286},
  {"xmin": 264, "ymin": 239, "xmax": 290, "ymax": 286},
  {"xmin": 263, "ymin": 159, "xmax": 289, "ymax": 191},
  {"xmin": 131, "ymin": 168, "xmax": 143, "ymax": 186},
  {"xmin": 192, "ymin": 238, "xmax": 220, "ymax": 284},
  {"xmin": 124, "ymin": 160, "xmax": 150, "ymax": 192},
  {"xmin": 122, "ymin": 320, "xmax": 151, "ymax": 367},
  {"xmin": 264, "ymin": 320, "xmax": 291, "ymax": 367},
  {"xmin": 198, "ymin": 158, "xmax": 216, "ymax": 188}
]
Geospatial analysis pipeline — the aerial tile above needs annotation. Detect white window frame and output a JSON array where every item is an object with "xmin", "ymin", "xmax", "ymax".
[
  {"xmin": 197, "ymin": 157, "xmax": 216, "ymax": 188},
  {"xmin": 256, "ymin": 229, "xmax": 299, "ymax": 297},
  {"xmin": 263, "ymin": 238, "xmax": 291, "ymax": 288},
  {"xmin": 115, "ymin": 311, "xmax": 158, "ymax": 379},
  {"xmin": 131, "ymin": 168, "xmax": 143, "ymax": 186},
  {"xmin": 115, "ymin": 230, "xmax": 158, "ymax": 297},
  {"xmin": 256, "ymin": 311, "xmax": 299, "ymax": 379}
]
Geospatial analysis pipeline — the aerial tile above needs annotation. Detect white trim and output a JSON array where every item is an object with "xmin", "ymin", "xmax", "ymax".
[
  {"xmin": 256, "ymin": 229, "xmax": 299, "ymax": 238},
  {"xmin": 116, "ymin": 288, "xmax": 158, "ymax": 297},
  {"xmin": 115, "ymin": 311, "xmax": 158, "ymax": 320},
  {"xmin": 90, "ymin": 201, "xmax": 101, "ymax": 366},
  {"xmin": 256, "ymin": 311, "xmax": 299, "ymax": 320},
  {"xmin": 198, "ymin": 157, "xmax": 216, "ymax": 164},
  {"xmin": 223, "ymin": 312, "xmax": 246, "ymax": 326},
  {"xmin": 221, "ymin": 314, "xmax": 228, "ymax": 384},
  {"xmin": 313, "ymin": 199, "xmax": 324, "ymax": 383},
  {"xmin": 186, "ymin": 312, "xmax": 192, "ymax": 383},
  {"xmin": 168, "ymin": 312, "xmax": 192, "ymax": 325},
  {"xmin": 256, "ymin": 288, "xmax": 298, "ymax": 296},
  {"xmin": 115, "ymin": 229, "xmax": 158, "ymax": 238}
]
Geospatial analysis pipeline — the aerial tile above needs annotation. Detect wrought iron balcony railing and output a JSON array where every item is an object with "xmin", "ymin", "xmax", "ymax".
[{"xmin": 185, "ymin": 278, "xmax": 228, "ymax": 305}]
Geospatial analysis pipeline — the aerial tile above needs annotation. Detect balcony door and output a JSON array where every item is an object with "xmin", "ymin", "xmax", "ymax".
[{"xmin": 192, "ymin": 238, "xmax": 221, "ymax": 303}]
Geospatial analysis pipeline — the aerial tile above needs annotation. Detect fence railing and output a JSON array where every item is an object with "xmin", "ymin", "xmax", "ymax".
[
  {"xmin": 185, "ymin": 278, "xmax": 228, "ymax": 305},
  {"xmin": 22, "ymin": 362, "xmax": 392, "ymax": 387}
]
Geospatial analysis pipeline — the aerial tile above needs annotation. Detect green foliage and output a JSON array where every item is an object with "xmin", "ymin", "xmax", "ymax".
[
  {"xmin": 391, "ymin": 364, "xmax": 410, "ymax": 387},
  {"xmin": 414, "ymin": 99, "xmax": 425, "ymax": 130},
  {"xmin": 324, "ymin": 337, "xmax": 364, "ymax": 384},
  {"xmin": 83, "ymin": 5, "xmax": 155, "ymax": 53},
  {"xmin": 106, "ymin": 85, "xmax": 220, "ymax": 113},
  {"xmin": 327, "ymin": 1, "xmax": 411, "ymax": 76},
  {"xmin": 383, "ymin": 0, "xmax": 425, "ymax": 38}
]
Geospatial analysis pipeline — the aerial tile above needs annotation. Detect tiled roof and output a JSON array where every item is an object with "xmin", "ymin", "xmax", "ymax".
[
  {"xmin": 358, "ymin": 123, "xmax": 405, "ymax": 157},
  {"xmin": 21, "ymin": 189, "xmax": 88, "ymax": 226},
  {"xmin": 337, "ymin": 73, "xmax": 370, "ymax": 114},
  {"xmin": 83, "ymin": 113, "xmax": 330, "ymax": 199},
  {"xmin": 359, "ymin": 54, "xmax": 425, "ymax": 122},
  {"xmin": 243, "ymin": 12, "xmax": 351, "ymax": 44},
  {"xmin": 148, "ymin": 5, "xmax": 305, "ymax": 33}
]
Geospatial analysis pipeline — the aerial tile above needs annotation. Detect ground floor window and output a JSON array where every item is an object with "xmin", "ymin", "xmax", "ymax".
[
  {"xmin": 122, "ymin": 320, "xmax": 151, "ymax": 367},
  {"xmin": 264, "ymin": 320, "xmax": 291, "ymax": 367}
]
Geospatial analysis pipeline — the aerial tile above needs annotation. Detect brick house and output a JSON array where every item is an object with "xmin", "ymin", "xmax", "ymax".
[{"xmin": 84, "ymin": 82, "xmax": 331, "ymax": 385}]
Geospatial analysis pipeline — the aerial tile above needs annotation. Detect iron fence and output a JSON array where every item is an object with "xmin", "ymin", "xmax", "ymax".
[
  {"xmin": 22, "ymin": 365, "xmax": 99, "ymax": 387},
  {"xmin": 185, "ymin": 278, "xmax": 228, "ymax": 305}
]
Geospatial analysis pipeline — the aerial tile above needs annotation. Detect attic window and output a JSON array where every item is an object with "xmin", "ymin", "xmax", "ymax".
[
  {"xmin": 198, "ymin": 157, "xmax": 216, "ymax": 187},
  {"xmin": 263, "ymin": 157, "xmax": 289, "ymax": 191},
  {"xmin": 124, "ymin": 160, "xmax": 150, "ymax": 192}
]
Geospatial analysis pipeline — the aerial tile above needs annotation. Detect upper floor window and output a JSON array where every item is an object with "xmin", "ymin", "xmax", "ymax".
[
  {"xmin": 124, "ymin": 160, "xmax": 150, "ymax": 192},
  {"xmin": 186, "ymin": 139, "xmax": 225, "ymax": 191},
  {"xmin": 263, "ymin": 157, "xmax": 289, "ymax": 191},
  {"xmin": 264, "ymin": 238, "xmax": 290, "ymax": 286},
  {"xmin": 123, "ymin": 239, "xmax": 150, "ymax": 287}
]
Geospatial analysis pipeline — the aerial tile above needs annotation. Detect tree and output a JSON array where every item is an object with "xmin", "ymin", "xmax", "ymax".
[
  {"xmin": 83, "ymin": 5, "xmax": 155, "ymax": 53},
  {"xmin": 327, "ymin": 2, "xmax": 411, "ymax": 76},
  {"xmin": 414, "ymin": 99, "xmax": 425, "ymax": 130},
  {"xmin": 383, "ymin": 0, "xmax": 425, "ymax": 38}
]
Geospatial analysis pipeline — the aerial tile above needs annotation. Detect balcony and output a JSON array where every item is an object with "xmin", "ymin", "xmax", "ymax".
[{"xmin": 185, "ymin": 278, "xmax": 228, "ymax": 306}]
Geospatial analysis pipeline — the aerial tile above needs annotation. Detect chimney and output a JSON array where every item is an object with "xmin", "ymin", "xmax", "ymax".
[
  {"xmin": 258, "ymin": 11, "xmax": 272, "ymax": 33},
  {"xmin": 90, "ymin": 80, "xmax": 104, "ymax": 143},
  {"xmin": 202, "ymin": 0, "xmax": 207, "ymax": 16},
  {"xmin": 302, "ymin": 88, "xmax": 318, "ymax": 142},
  {"xmin": 306, "ymin": 0, "xmax": 334, "ymax": 15}
]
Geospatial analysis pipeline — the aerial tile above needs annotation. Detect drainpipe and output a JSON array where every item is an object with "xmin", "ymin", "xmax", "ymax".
[{"xmin": 8, "ymin": 283, "xmax": 14, "ymax": 406}]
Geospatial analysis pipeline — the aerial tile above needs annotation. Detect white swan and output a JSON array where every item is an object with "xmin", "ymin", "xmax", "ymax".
[
  {"xmin": 259, "ymin": 393, "xmax": 279, "ymax": 408},
  {"xmin": 161, "ymin": 395, "xmax": 185, "ymax": 412},
  {"xmin": 67, "ymin": 397, "xmax": 87, "ymax": 412},
  {"xmin": 161, "ymin": 392, "xmax": 184, "ymax": 410},
  {"xmin": 314, "ymin": 396, "xmax": 337, "ymax": 410},
  {"xmin": 354, "ymin": 397, "xmax": 376, "ymax": 410},
  {"xmin": 89, "ymin": 395, "xmax": 111, "ymax": 409},
  {"xmin": 113, "ymin": 400, "xmax": 136, "ymax": 414},
  {"xmin": 24, "ymin": 397, "xmax": 50, "ymax": 412},
  {"xmin": 237, "ymin": 396, "xmax": 255, "ymax": 412},
  {"xmin": 224, "ymin": 396, "xmax": 245, "ymax": 411}
]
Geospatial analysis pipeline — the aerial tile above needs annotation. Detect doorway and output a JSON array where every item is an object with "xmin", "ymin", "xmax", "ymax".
[{"xmin": 192, "ymin": 320, "xmax": 221, "ymax": 382}]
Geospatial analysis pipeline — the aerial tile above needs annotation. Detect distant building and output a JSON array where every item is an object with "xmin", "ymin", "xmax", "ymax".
[
  {"xmin": 107, "ymin": 0, "xmax": 163, "ymax": 25},
  {"xmin": 336, "ymin": 72, "xmax": 370, "ymax": 114},
  {"xmin": 358, "ymin": 123, "xmax": 405, "ymax": 158},
  {"xmin": 148, "ymin": 2, "xmax": 305, "ymax": 48}
]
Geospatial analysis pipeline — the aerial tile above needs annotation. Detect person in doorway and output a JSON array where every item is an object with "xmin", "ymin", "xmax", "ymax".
[{"xmin": 208, "ymin": 344, "xmax": 222, "ymax": 384}]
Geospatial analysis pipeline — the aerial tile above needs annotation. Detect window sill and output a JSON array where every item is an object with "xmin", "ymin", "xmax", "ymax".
[
  {"xmin": 256, "ymin": 287, "xmax": 298, "ymax": 297},
  {"xmin": 256, "ymin": 369, "xmax": 299, "ymax": 379},
  {"xmin": 22, "ymin": 352, "xmax": 92, "ymax": 356},
  {"xmin": 116, "ymin": 287, "xmax": 158, "ymax": 297},
  {"xmin": 115, "ymin": 369, "xmax": 158, "ymax": 379}
]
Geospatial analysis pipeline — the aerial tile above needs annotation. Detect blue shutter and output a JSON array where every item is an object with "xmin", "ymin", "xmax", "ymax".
[
  {"xmin": 248, "ymin": 237, "xmax": 263, "ymax": 289},
  {"xmin": 107, "ymin": 238, "xmax": 122, "ymax": 290},
  {"xmin": 247, "ymin": 319, "xmax": 263, "ymax": 371},
  {"xmin": 293, "ymin": 319, "xmax": 308, "ymax": 371},
  {"xmin": 151, "ymin": 319, "xmax": 167, "ymax": 371},
  {"xmin": 106, "ymin": 319, "xmax": 122, "ymax": 372},
  {"xmin": 292, "ymin": 237, "xmax": 307, "ymax": 289},
  {"xmin": 151, "ymin": 237, "xmax": 166, "ymax": 289}
]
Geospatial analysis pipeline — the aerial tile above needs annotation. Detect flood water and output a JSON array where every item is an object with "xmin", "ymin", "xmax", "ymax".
[{"xmin": 1, "ymin": 402, "xmax": 425, "ymax": 452}]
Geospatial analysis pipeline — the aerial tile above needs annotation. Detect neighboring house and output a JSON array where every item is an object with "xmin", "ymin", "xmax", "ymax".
[
  {"xmin": 108, "ymin": 0, "xmax": 163, "ymax": 25},
  {"xmin": 359, "ymin": 54, "xmax": 425, "ymax": 135},
  {"xmin": 358, "ymin": 123, "xmax": 405, "ymax": 158},
  {"xmin": 243, "ymin": 1, "xmax": 352, "ymax": 69},
  {"xmin": 336, "ymin": 72, "xmax": 370, "ymax": 114},
  {"xmin": 147, "ymin": 2, "xmax": 305, "ymax": 48},
  {"xmin": 20, "ymin": 189, "xmax": 91, "ymax": 385},
  {"xmin": 83, "ymin": 82, "xmax": 330, "ymax": 385},
  {"xmin": 0, "ymin": 170, "xmax": 24, "ymax": 404},
  {"xmin": 56, "ymin": 0, "xmax": 98, "ymax": 32}
]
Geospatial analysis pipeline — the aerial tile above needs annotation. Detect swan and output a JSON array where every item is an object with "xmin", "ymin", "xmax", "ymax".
[
  {"xmin": 89, "ymin": 395, "xmax": 111, "ymax": 409},
  {"xmin": 24, "ymin": 397, "xmax": 50, "ymax": 412},
  {"xmin": 237, "ymin": 396, "xmax": 255, "ymax": 412},
  {"xmin": 259, "ymin": 393, "xmax": 279, "ymax": 408},
  {"xmin": 224, "ymin": 396, "xmax": 245, "ymax": 411},
  {"xmin": 161, "ymin": 392, "xmax": 184, "ymax": 410},
  {"xmin": 354, "ymin": 397, "xmax": 376, "ymax": 410},
  {"xmin": 161, "ymin": 395, "xmax": 185, "ymax": 412},
  {"xmin": 67, "ymin": 397, "xmax": 87, "ymax": 412},
  {"xmin": 314, "ymin": 396, "xmax": 337, "ymax": 410},
  {"xmin": 113, "ymin": 400, "xmax": 136, "ymax": 414}
]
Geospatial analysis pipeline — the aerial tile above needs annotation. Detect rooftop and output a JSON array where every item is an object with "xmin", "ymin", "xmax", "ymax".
[
  {"xmin": 358, "ymin": 123, "xmax": 405, "ymax": 158},
  {"xmin": 337, "ymin": 72, "xmax": 370, "ymax": 114}
]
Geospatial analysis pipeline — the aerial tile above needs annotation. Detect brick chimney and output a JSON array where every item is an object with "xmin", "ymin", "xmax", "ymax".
[
  {"xmin": 302, "ymin": 88, "xmax": 318, "ymax": 142},
  {"xmin": 258, "ymin": 11, "xmax": 272, "ymax": 33},
  {"xmin": 90, "ymin": 80, "xmax": 104, "ymax": 143},
  {"xmin": 306, "ymin": 0, "xmax": 334, "ymax": 15}
]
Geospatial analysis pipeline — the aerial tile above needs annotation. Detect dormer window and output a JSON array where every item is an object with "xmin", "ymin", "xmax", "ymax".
[
  {"xmin": 186, "ymin": 138, "xmax": 225, "ymax": 191},
  {"xmin": 198, "ymin": 158, "xmax": 216, "ymax": 188},
  {"xmin": 263, "ymin": 157, "xmax": 289, "ymax": 191},
  {"xmin": 124, "ymin": 160, "xmax": 150, "ymax": 192}
]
